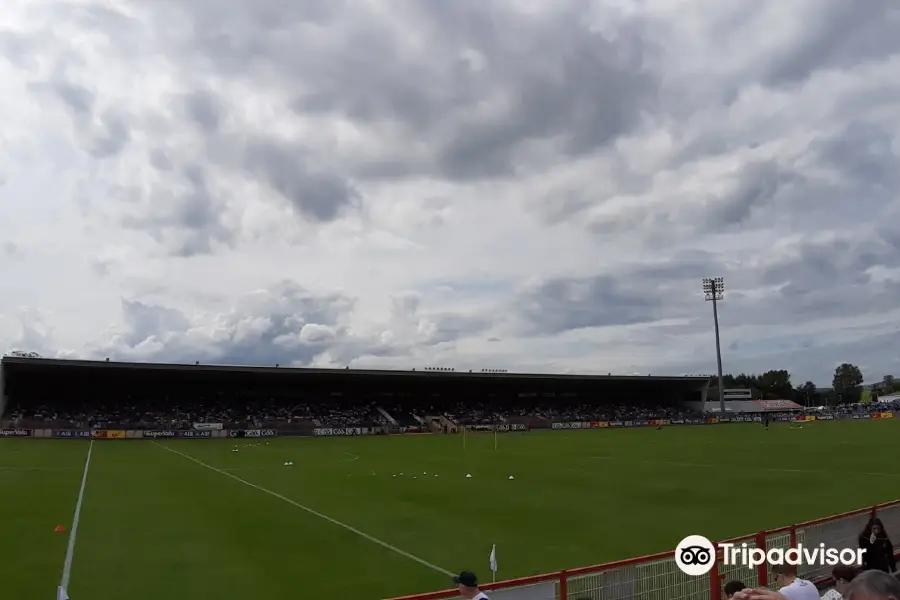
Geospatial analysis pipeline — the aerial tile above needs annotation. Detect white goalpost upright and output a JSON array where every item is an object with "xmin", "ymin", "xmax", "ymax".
[{"xmin": 461, "ymin": 424, "xmax": 499, "ymax": 451}]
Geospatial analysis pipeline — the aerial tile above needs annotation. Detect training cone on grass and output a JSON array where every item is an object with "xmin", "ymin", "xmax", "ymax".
[{"xmin": 54, "ymin": 524, "xmax": 66, "ymax": 533}]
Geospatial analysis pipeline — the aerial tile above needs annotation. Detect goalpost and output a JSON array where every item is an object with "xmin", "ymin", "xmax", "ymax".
[{"xmin": 462, "ymin": 424, "xmax": 499, "ymax": 452}]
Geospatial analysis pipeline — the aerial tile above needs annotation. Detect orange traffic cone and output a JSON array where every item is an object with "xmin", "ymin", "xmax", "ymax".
[{"xmin": 54, "ymin": 525, "xmax": 66, "ymax": 533}]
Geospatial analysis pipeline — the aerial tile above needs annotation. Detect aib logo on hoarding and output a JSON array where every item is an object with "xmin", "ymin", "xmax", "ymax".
[{"xmin": 675, "ymin": 535, "xmax": 716, "ymax": 576}]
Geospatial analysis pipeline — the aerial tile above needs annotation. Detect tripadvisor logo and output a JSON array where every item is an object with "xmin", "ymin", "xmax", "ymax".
[
  {"xmin": 675, "ymin": 535, "xmax": 717, "ymax": 576},
  {"xmin": 674, "ymin": 535, "xmax": 865, "ymax": 576}
]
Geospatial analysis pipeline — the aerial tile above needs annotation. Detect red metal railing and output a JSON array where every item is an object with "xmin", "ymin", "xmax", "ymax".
[{"xmin": 388, "ymin": 499, "xmax": 900, "ymax": 600}]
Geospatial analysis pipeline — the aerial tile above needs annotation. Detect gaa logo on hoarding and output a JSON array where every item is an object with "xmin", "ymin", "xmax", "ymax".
[{"xmin": 675, "ymin": 535, "xmax": 715, "ymax": 576}]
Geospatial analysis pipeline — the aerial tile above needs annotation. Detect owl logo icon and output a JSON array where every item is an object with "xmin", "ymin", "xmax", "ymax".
[{"xmin": 675, "ymin": 535, "xmax": 716, "ymax": 576}]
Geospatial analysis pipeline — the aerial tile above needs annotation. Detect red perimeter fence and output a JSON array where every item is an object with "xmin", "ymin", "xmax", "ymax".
[{"xmin": 389, "ymin": 499, "xmax": 900, "ymax": 600}]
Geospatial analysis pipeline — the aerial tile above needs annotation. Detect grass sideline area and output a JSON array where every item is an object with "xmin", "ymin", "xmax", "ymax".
[{"xmin": 3, "ymin": 420, "xmax": 899, "ymax": 599}]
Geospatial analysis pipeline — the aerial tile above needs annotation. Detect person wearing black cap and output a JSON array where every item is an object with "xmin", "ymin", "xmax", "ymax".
[
  {"xmin": 725, "ymin": 580, "xmax": 747, "ymax": 599},
  {"xmin": 453, "ymin": 571, "xmax": 489, "ymax": 599}
]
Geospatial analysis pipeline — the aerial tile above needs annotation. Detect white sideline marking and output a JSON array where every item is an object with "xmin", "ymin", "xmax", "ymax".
[
  {"xmin": 220, "ymin": 452, "xmax": 360, "ymax": 472},
  {"xmin": 587, "ymin": 455, "xmax": 900, "ymax": 478},
  {"xmin": 153, "ymin": 442, "xmax": 453, "ymax": 576},
  {"xmin": 59, "ymin": 440, "xmax": 94, "ymax": 597}
]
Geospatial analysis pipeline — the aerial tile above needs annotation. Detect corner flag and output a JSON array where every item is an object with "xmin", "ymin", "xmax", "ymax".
[
  {"xmin": 489, "ymin": 544, "xmax": 498, "ymax": 581},
  {"xmin": 57, "ymin": 586, "xmax": 69, "ymax": 600}
]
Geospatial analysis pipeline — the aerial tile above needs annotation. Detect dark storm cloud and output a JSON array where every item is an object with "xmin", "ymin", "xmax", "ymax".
[
  {"xmin": 618, "ymin": 251, "xmax": 722, "ymax": 284},
  {"xmin": 183, "ymin": 89, "xmax": 223, "ymax": 133},
  {"xmin": 810, "ymin": 121, "xmax": 900, "ymax": 188},
  {"xmin": 242, "ymin": 139, "xmax": 360, "ymax": 221},
  {"xmin": 50, "ymin": 80, "xmax": 95, "ymax": 115},
  {"xmin": 3, "ymin": 242, "xmax": 21, "ymax": 258},
  {"xmin": 87, "ymin": 109, "xmax": 131, "ymax": 158},
  {"xmin": 879, "ymin": 221, "xmax": 900, "ymax": 252},
  {"xmin": 514, "ymin": 232, "xmax": 900, "ymax": 338},
  {"xmin": 421, "ymin": 4, "xmax": 656, "ymax": 180},
  {"xmin": 119, "ymin": 300, "xmax": 191, "ymax": 347},
  {"xmin": 426, "ymin": 314, "xmax": 494, "ymax": 346},
  {"xmin": 512, "ymin": 252, "xmax": 728, "ymax": 336},
  {"xmin": 29, "ymin": 73, "xmax": 130, "ymax": 158},
  {"xmin": 740, "ymin": 235, "xmax": 899, "ymax": 326},
  {"xmin": 424, "ymin": 4, "xmax": 656, "ymax": 180},
  {"xmin": 730, "ymin": 227, "xmax": 900, "ymax": 328},
  {"xmin": 178, "ymin": 0, "xmax": 657, "ymax": 181},
  {"xmin": 0, "ymin": 30, "xmax": 40, "ymax": 69},
  {"xmin": 762, "ymin": 0, "xmax": 900, "ymax": 86},
  {"xmin": 586, "ymin": 160, "xmax": 799, "ymax": 242},
  {"xmin": 120, "ymin": 163, "xmax": 237, "ymax": 257},
  {"xmin": 703, "ymin": 161, "xmax": 799, "ymax": 230},
  {"xmin": 759, "ymin": 231, "xmax": 900, "ymax": 290},
  {"xmin": 515, "ymin": 275, "xmax": 664, "ymax": 335},
  {"xmin": 149, "ymin": 148, "xmax": 174, "ymax": 172}
]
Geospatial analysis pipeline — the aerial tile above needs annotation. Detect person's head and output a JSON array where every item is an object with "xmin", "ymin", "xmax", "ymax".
[
  {"xmin": 833, "ymin": 564, "xmax": 859, "ymax": 597},
  {"xmin": 453, "ymin": 571, "xmax": 479, "ymax": 598},
  {"xmin": 863, "ymin": 518, "xmax": 887, "ymax": 539},
  {"xmin": 844, "ymin": 568, "xmax": 900, "ymax": 600},
  {"xmin": 771, "ymin": 563, "xmax": 798, "ymax": 588},
  {"xmin": 724, "ymin": 580, "xmax": 746, "ymax": 598}
]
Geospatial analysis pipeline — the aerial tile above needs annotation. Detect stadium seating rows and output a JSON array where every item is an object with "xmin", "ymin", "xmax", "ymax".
[{"xmin": 4, "ymin": 397, "xmax": 701, "ymax": 430}]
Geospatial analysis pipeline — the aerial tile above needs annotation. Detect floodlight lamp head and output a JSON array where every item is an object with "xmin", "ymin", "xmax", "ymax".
[{"xmin": 702, "ymin": 276, "xmax": 724, "ymax": 301}]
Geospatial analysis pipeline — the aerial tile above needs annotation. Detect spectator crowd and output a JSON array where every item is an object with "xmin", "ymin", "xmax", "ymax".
[
  {"xmin": 722, "ymin": 517, "xmax": 897, "ymax": 600},
  {"xmin": 3, "ymin": 393, "xmax": 702, "ymax": 431}
]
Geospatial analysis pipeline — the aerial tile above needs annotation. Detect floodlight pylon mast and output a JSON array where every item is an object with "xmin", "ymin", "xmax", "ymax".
[{"xmin": 702, "ymin": 277, "xmax": 726, "ymax": 414}]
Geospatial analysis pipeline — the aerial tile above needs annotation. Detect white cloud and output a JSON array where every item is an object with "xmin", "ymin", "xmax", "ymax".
[{"xmin": 1, "ymin": 0, "xmax": 899, "ymax": 385}]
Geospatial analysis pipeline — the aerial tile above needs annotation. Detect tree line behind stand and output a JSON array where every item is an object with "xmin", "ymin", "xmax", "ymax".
[{"xmin": 707, "ymin": 363, "xmax": 898, "ymax": 406}]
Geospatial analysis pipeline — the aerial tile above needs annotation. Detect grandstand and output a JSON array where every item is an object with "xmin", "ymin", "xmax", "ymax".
[
  {"xmin": 691, "ymin": 399, "xmax": 805, "ymax": 413},
  {"xmin": 0, "ymin": 357, "xmax": 711, "ymax": 431}
]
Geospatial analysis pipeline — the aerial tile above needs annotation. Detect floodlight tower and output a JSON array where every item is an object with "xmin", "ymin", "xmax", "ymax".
[{"xmin": 702, "ymin": 277, "xmax": 726, "ymax": 414}]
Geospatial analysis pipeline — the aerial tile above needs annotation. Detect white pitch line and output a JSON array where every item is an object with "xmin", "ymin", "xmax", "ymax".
[
  {"xmin": 221, "ymin": 452, "xmax": 360, "ymax": 472},
  {"xmin": 59, "ymin": 440, "xmax": 94, "ymax": 598},
  {"xmin": 153, "ymin": 442, "xmax": 453, "ymax": 577}
]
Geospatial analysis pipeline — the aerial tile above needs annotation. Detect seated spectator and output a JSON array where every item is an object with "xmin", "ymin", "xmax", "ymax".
[
  {"xmin": 822, "ymin": 565, "xmax": 859, "ymax": 600},
  {"xmin": 725, "ymin": 581, "xmax": 746, "ymax": 599},
  {"xmin": 771, "ymin": 564, "xmax": 819, "ymax": 600},
  {"xmin": 843, "ymin": 569, "xmax": 900, "ymax": 600}
]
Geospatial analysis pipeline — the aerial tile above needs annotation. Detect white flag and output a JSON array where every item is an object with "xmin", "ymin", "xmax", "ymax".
[
  {"xmin": 57, "ymin": 586, "xmax": 69, "ymax": 600},
  {"xmin": 489, "ymin": 544, "xmax": 498, "ymax": 573}
]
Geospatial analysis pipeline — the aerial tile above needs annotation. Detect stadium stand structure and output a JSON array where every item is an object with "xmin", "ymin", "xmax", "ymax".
[
  {"xmin": 692, "ymin": 399, "xmax": 805, "ymax": 413},
  {"xmin": 0, "ymin": 357, "xmax": 710, "ymax": 431}
]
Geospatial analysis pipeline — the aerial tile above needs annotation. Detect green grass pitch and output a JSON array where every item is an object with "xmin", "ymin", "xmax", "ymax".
[{"xmin": 3, "ymin": 420, "xmax": 898, "ymax": 599}]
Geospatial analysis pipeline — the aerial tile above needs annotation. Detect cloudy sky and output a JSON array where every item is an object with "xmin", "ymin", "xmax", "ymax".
[{"xmin": 1, "ymin": 0, "xmax": 898, "ymax": 386}]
